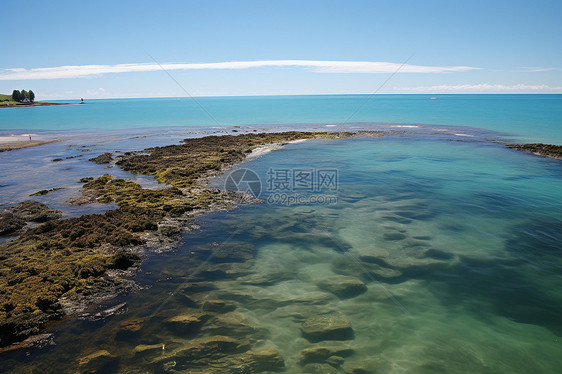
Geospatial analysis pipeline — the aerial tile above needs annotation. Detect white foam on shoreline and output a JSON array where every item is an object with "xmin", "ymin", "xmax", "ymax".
[
  {"xmin": 288, "ymin": 139, "xmax": 308, "ymax": 144},
  {"xmin": 246, "ymin": 139, "xmax": 309, "ymax": 159}
]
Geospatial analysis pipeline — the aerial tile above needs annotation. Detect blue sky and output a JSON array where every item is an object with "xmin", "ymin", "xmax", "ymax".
[{"xmin": 1, "ymin": 0, "xmax": 561, "ymax": 99}]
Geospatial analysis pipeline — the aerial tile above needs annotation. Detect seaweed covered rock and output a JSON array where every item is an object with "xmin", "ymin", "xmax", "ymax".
[
  {"xmin": 506, "ymin": 143, "xmax": 562, "ymax": 159},
  {"xmin": 0, "ymin": 206, "xmax": 162, "ymax": 347},
  {"xmin": 81, "ymin": 174, "xmax": 220, "ymax": 215},
  {"xmin": 30, "ymin": 187, "xmax": 66, "ymax": 196},
  {"xmin": 0, "ymin": 212, "xmax": 25, "ymax": 235},
  {"xmin": 89, "ymin": 152, "xmax": 113, "ymax": 164},
  {"xmin": 110, "ymin": 249, "xmax": 140, "ymax": 270},
  {"xmin": 116, "ymin": 132, "xmax": 353, "ymax": 188},
  {"xmin": 9, "ymin": 200, "xmax": 62, "ymax": 223}
]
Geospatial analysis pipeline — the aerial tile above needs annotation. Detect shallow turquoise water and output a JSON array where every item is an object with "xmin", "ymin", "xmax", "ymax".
[
  {"xmin": 1, "ymin": 94, "xmax": 562, "ymax": 144},
  {"xmin": 2, "ymin": 134, "xmax": 561, "ymax": 373}
]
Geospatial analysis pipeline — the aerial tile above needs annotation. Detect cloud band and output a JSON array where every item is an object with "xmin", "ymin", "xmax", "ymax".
[
  {"xmin": 398, "ymin": 83, "xmax": 562, "ymax": 93},
  {"xmin": 0, "ymin": 60, "xmax": 479, "ymax": 80}
]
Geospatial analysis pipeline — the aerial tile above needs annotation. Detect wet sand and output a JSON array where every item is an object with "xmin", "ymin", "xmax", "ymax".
[{"xmin": 0, "ymin": 139, "xmax": 62, "ymax": 152}]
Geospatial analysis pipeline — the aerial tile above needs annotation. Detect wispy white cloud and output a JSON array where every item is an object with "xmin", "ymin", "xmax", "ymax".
[
  {"xmin": 0, "ymin": 60, "xmax": 479, "ymax": 80},
  {"xmin": 397, "ymin": 83, "xmax": 562, "ymax": 93},
  {"xmin": 520, "ymin": 66, "xmax": 557, "ymax": 72}
]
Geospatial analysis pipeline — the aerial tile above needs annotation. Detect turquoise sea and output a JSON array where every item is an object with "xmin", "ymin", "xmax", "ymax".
[
  {"xmin": 0, "ymin": 95, "xmax": 561, "ymax": 373},
  {"xmin": 1, "ymin": 94, "xmax": 562, "ymax": 144}
]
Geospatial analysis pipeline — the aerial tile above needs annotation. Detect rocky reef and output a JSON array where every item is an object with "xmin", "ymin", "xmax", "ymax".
[
  {"xmin": 0, "ymin": 201, "xmax": 62, "ymax": 235},
  {"xmin": 505, "ymin": 143, "xmax": 562, "ymax": 160},
  {"xmin": 0, "ymin": 131, "xmax": 362, "ymax": 350}
]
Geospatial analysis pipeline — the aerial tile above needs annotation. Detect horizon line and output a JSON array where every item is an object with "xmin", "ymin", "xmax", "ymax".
[{"xmin": 36, "ymin": 92, "xmax": 562, "ymax": 101}]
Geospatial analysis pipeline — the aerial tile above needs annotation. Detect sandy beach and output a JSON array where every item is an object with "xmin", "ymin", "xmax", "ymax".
[{"xmin": 0, "ymin": 135, "xmax": 61, "ymax": 152}]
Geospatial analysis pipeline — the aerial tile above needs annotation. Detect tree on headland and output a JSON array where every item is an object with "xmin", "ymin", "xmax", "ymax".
[
  {"xmin": 10, "ymin": 89, "xmax": 35, "ymax": 103},
  {"xmin": 11, "ymin": 90, "xmax": 21, "ymax": 102}
]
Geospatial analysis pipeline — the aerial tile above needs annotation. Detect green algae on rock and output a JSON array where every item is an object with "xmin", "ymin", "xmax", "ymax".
[
  {"xmin": 88, "ymin": 152, "xmax": 113, "ymax": 164},
  {"xmin": 30, "ymin": 187, "xmax": 66, "ymax": 196},
  {"xmin": 0, "ymin": 206, "xmax": 161, "ymax": 346},
  {"xmin": 0, "ymin": 201, "xmax": 62, "ymax": 235},
  {"xmin": 116, "ymin": 131, "xmax": 354, "ymax": 188}
]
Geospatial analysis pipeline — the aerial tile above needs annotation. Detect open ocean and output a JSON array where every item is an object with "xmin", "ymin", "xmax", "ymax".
[
  {"xmin": 1, "ymin": 94, "xmax": 561, "ymax": 372},
  {"xmin": 1, "ymin": 94, "xmax": 562, "ymax": 143}
]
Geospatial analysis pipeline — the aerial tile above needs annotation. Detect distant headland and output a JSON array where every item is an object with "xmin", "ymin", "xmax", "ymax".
[{"xmin": 0, "ymin": 90, "xmax": 69, "ymax": 108}]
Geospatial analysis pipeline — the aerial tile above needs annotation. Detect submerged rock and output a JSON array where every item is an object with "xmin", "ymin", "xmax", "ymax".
[
  {"xmin": 332, "ymin": 256, "xmax": 403, "ymax": 280},
  {"xmin": 181, "ymin": 282, "xmax": 217, "ymax": 294},
  {"xmin": 303, "ymin": 362, "xmax": 340, "ymax": 374},
  {"xmin": 383, "ymin": 231, "xmax": 408, "ymax": 241},
  {"xmin": 203, "ymin": 312, "xmax": 268, "ymax": 340},
  {"xmin": 133, "ymin": 343, "xmax": 165, "ymax": 359},
  {"xmin": 226, "ymin": 348, "xmax": 285, "ymax": 373},
  {"xmin": 326, "ymin": 355, "xmax": 345, "ymax": 367},
  {"xmin": 202, "ymin": 299, "xmax": 237, "ymax": 313},
  {"xmin": 316, "ymin": 276, "xmax": 367, "ymax": 299},
  {"xmin": 239, "ymin": 269, "xmax": 296, "ymax": 286},
  {"xmin": 301, "ymin": 312, "xmax": 354, "ymax": 342},
  {"xmin": 81, "ymin": 302, "xmax": 128, "ymax": 321},
  {"xmin": 192, "ymin": 241, "xmax": 257, "ymax": 263},
  {"xmin": 77, "ymin": 349, "xmax": 119, "ymax": 374},
  {"xmin": 343, "ymin": 357, "xmax": 389, "ymax": 374},
  {"xmin": 164, "ymin": 312, "xmax": 209, "ymax": 334},
  {"xmin": 151, "ymin": 339, "xmax": 283, "ymax": 373},
  {"xmin": 115, "ymin": 318, "xmax": 144, "ymax": 340},
  {"xmin": 0, "ymin": 333, "xmax": 56, "ymax": 354},
  {"xmin": 149, "ymin": 335, "xmax": 251, "ymax": 371},
  {"xmin": 299, "ymin": 345, "xmax": 354, "ymax": 365}
]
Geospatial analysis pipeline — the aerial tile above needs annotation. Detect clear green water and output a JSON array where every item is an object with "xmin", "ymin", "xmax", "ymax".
[{"xmin": 3, "ymin": 135, "xmax": 561, "ymax": 373}]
